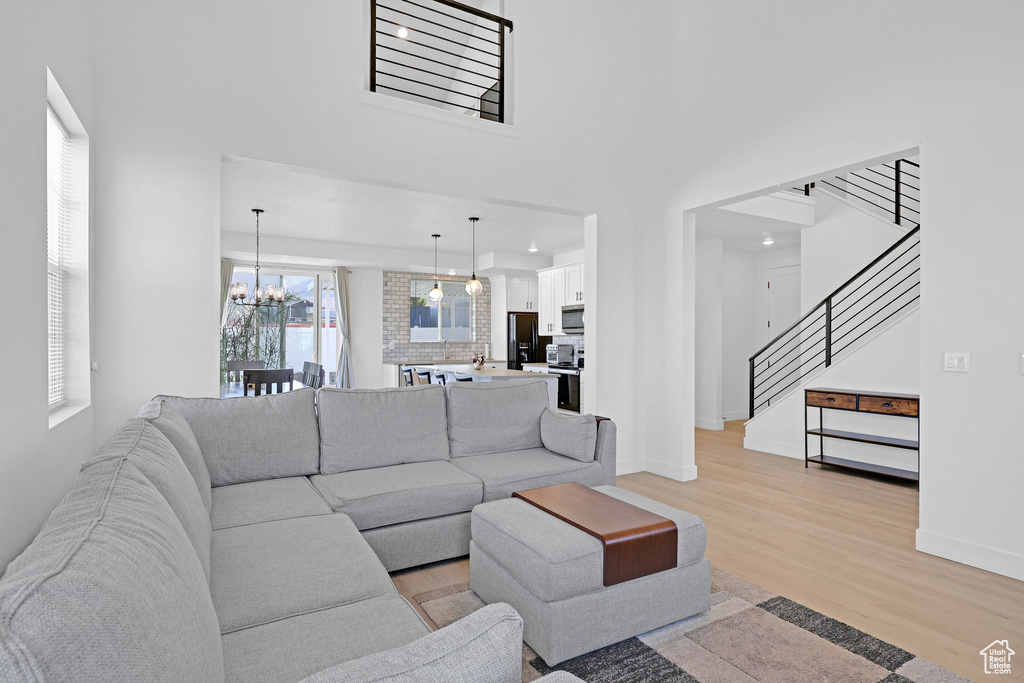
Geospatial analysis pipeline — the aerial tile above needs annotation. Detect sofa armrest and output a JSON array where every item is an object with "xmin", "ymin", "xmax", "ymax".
[
  {"xmin": 595, "ymin": 418, "xmax": 617, "ymax": 486},
  {"xmin": 299, "ymin": 603, "xmax": 523, "ymax": 683}
]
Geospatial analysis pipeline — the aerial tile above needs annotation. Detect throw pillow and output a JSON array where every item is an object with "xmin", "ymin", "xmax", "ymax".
[{"xmin": 540, "ymin": 408, "xmax": 597, "ymax": 462}]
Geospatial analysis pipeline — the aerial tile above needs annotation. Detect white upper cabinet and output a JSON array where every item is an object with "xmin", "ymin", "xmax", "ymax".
[
  {"xmin": 507, "ymin": 277, "xmax": 537, "ymax": 311},
  {"xmin": 565, "ymin": 263, "xmax": 584, "ymax": 303},
  {"xmin": 538, "ymin": 270, "xmax": 555, "ymax": 334},
  {"xmin": 551, "ymin": 268, "xmax": 566, "ymax": 334}
]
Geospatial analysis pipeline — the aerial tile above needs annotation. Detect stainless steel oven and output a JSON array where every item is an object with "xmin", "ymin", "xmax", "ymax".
[
  {"xmin": 560, "ymin": 304, "xmax": 584, "ymax": 334},
  {"xmin": 547, "ymin": 364, "xmax": 581, "ymax": 413}
]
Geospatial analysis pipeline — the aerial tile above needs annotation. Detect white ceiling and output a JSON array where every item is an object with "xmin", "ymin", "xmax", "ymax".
[
  {"xmin": 695, "ymin": 198, "xmax": 808, "ymax": 252},
  {"xmin": 221, "ymin": 157, "xmax": 584, "ymax": 261}
]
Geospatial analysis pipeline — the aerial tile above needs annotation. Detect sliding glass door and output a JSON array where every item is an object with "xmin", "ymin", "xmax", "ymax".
[{"xmin": 221, "ymin": 267, "xmax": 338, "ymax": 391}]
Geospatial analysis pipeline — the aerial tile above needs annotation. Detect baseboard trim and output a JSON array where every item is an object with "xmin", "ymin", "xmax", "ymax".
[
  {"xmin": 722, "ymin": 410, "xmax": 747, "ymax": 422},
  {"xmin": 645, "ymin": 460, "xmax": 698, "ymax": 482},
  {"xmin": 916, "ymin": 528, "xmax": 1024, "ymax": 582},
  {"xmin": 695, "ymin": 418, "xmax": 724, "ymax": 431},
  {"xmin": 615, "ymin": 459, "xmax": 642, "ymax": 476},
  {"xmin": 742, "ymin": 436, "xmax": 803, "ymax": 460}
]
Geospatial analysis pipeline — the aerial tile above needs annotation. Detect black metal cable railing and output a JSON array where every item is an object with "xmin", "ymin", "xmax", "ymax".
[
  {"xmin": 751, "ymin": 158, "xmax": 921, "ymax": 418},
  {"xmin": 371, "ymin": 0, "xmax": 512, "ymax": 122}
]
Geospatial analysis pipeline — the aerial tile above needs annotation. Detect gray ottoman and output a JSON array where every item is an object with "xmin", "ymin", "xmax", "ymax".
[{"xmin": 469, "ymin": 485, "xmax": 711, "ymax": 666}]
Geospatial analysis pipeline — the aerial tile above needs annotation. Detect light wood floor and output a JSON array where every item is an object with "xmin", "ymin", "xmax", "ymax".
[{"xmin": 393, "ymin": 421, "xmax": 1024, "ymax": 681}]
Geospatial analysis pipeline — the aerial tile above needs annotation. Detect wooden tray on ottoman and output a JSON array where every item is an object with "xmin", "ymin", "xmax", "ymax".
[{"xmin": 512, "ymin": 482, "xmax": 678, "ymax": 586}]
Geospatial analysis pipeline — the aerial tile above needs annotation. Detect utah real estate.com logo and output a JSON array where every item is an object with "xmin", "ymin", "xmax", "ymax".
[{"xmin": 980, "ymin": 640, "xmax": 1014, "ymax": 675}]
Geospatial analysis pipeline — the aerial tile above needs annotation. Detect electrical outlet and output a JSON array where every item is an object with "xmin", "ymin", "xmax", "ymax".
[{"xmin": 944, "ymin": 352, "xmax": 969, "ymax": 373}]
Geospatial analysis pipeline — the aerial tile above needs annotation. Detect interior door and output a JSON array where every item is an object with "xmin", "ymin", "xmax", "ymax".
[{"xmin": 762, "ymin": 266, "xmax": 801, "ymax": 348}]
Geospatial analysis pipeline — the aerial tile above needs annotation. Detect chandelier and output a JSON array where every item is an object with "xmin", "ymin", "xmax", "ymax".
[{"xmin": 230, "ymin": 209, "xmax": 284, "ymax": 307}]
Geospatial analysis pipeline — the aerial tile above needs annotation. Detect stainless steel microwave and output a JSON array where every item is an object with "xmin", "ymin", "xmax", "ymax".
[{"xmin": 561, "ymin": 304, "xmax": 584, "ymax": 334}]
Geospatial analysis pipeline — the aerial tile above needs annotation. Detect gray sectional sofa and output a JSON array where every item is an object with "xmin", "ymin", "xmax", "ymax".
[{"xmin": 0, "ymin": 379, "xmax": 611, "ymax": 682}]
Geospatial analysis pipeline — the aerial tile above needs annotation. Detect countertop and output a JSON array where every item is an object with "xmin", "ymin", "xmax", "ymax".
[
  {"xmin": 387, "ymin": 359, "xmax": 503, "ymax": 366},
  {"xmin": 434, "ymin": 366, "xmax": 555, "ymax": 379}
]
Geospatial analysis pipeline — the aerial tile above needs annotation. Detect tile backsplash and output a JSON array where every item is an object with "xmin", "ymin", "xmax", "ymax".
[
  {"xmin": 552, "ymin": 334, "xmax": 584, "ymax": 360},
  {"xmin": 382, "ymin": 271, "xmax": 491, "ymax": 363}
]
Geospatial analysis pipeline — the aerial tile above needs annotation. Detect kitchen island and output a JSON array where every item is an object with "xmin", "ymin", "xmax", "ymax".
[{"xmin": 387, "ymin": 361, "xmax": 558, "ymax": 408}]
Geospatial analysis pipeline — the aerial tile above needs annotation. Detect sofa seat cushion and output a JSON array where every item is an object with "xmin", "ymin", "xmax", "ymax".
[
  {"xmin": 211, "ymin": 514, "xmax": 394, "ymax": 634},
  {"xmin": 471, "ymin": 485, "xmax": 708, "ymax": 602},
  {"xmin": 318, "ymin": 385, "xmax": 450, "ymax": 474},
  {"xmin": 222, "ymin": 594, "xmax": 430, "ymax": 683},
  {"xmin": 157, "ymin": 389, "xmax": 320, "ymax": 486},
  {"xmin": 451, "ymin": 448, "xmax": 604, "ymax": 501},
  {"xmin": 0, "ymin": 458, "xmax": 223, "ymax": 683},
  {"xmin": 310, "ymin": 461, "xmax": 483, "ymax": 531},
  {"xmin": 211, "ymin": 477, "xmax": 332, "ymax": 530}
]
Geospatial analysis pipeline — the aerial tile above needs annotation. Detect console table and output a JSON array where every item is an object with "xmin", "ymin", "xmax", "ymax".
[{"xmin": 804, "ymin": 387, "xmax": 919, "ymax": 482}]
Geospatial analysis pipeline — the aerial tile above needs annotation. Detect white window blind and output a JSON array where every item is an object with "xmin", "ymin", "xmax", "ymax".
[{"xmin": 47, "ymin": 105, "xmax": 70, "ymax": 406}]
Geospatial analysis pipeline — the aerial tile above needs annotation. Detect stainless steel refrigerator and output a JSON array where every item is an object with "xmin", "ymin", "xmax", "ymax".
[{"xmin": 507, "ymin": 313, "xmax": 547, "ymax": 370}]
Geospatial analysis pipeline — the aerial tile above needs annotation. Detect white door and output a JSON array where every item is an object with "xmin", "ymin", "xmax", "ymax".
[{"xmin": 761, "ymin": 266, "xmax": 801, "ymax": 348}]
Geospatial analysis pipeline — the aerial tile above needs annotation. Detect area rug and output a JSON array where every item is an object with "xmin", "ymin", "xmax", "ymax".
[{"xmin": 412, "ymin": 567, "xmax": 968, "ymax": 683}]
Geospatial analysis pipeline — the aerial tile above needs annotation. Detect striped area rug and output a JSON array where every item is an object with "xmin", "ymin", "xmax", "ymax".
[{"xmin": 412, "ymin": 567, "xmax": 968, "ymax": 683}]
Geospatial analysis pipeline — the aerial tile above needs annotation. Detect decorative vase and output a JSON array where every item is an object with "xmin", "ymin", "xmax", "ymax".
[{"xmin": 473, "ymin": 360, "xmax": 485, "ymax": 370}]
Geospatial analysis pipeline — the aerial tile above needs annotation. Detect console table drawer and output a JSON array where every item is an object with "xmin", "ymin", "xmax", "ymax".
[
  {"xmin": 806, "ymin": 391, "xmax": 857, "ymax": 410},
  {"xmin": 859, "ymin": 396, "xmax": 918, "ymax": 417}
]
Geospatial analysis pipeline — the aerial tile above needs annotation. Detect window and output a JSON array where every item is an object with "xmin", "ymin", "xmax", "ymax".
[
  {"xmin": 410, "ymin": 280, "xmax": 472, "ymax": 341},
  {"xmin": 47, "ymin": 105, "xmax": 69, "ymax": 406},
  {"xmin": 46, "ymin": 68, "xmax": 88, "ymax": 422},
  {"xmin": 221, "ymin": 267, "xmax": 338, "ymax": 393}
]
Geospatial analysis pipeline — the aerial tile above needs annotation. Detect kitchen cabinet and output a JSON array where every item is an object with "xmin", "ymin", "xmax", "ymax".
[
  {"xmin": 538, "ymin": 270, "xmax": 555, "ymax": 335},
  {"xmin": 507, "ymin": 278, "xmax": 538, "ymax": 312},
  {"xmin": 565, "ymin": 263, "xmax": 584, "ymax": 303}
]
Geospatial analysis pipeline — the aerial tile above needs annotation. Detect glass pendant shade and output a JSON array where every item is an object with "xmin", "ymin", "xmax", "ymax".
[
  {"xmin": 465, "ymin": 278, "xmax": 483, "ymax": 296},
  {"xmin": 428, "ymin": 283, "xmax": 444, "ymax": 302}
]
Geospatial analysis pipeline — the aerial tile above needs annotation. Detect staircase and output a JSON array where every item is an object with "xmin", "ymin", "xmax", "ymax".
[{"xmin": 748, "ymin": 159, "xmax": 921, "ymax": 418}]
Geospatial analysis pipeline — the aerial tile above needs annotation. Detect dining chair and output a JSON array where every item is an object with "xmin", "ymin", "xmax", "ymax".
[
  {"xmin": 226, "ymin": 360, "xmax": 265, "ymax": 384},
  {"xmin": 453, "ymin": 373, "xmax": 474, "ymax": 382},
  {"xmin": 433, "ymin": 370, "xmax": 447, "ymax": 386},
  {"xmin": 414, "ymin": 368, "xmax": 432, "ymax": 385},
  {"xmin": 401, "ymin": 368, "xmax": 415, "ymax": 387},
  {"xmin": 301, "ymin": 361, "xmax": 324, "ymax": 389}
]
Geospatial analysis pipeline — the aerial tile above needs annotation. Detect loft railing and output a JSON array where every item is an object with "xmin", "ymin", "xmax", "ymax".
[
  {"xmin": 795, "ymin": 158, "xmax": 920, "ymax": 228},
  {"xmin": 370, "ymin": 0, "xmax": 513, "ymax": 123},
  {"xmin": 748, "ymin": 225, "xmax": 921, "ymax": 418}
]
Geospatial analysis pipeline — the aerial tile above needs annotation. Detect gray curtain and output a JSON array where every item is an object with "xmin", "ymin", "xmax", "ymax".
[
  {"xmin": 220, "ymin": 259, "xmax": 235, "ymax": 325},
  {"xmin": 333, "ymin": 267, "xmax": 355, "ymax": 388}
]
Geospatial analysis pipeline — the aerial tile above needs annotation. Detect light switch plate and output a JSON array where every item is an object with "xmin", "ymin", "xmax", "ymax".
[{"xmin": 944, "ymin": 352, "xmax": 969, "ymax": 372}]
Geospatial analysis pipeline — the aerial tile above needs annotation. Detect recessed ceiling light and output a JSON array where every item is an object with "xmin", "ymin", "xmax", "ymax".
[
  {"xmin": 762, "ymin": 232, "xmax": 774, "ymax": 246},
  {"xmin": 528, "ymin": 245, "xmax": 538, "ymax": 252},
  {"xmin": 448, "ymin": 268, "xmax": 456, "ymax": 276},
  {"xmin": 397, "ymin": 27, "xmax": 409, "ymax": 39}
]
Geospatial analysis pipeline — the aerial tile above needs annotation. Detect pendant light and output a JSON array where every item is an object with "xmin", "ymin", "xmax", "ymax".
[
  {"xmin": 428, "ymin": 234, "xmax": 444, "ymax": 303},
  {"xmin": 465, "ymin": 217, "xmax": 483, "ymax": 296},
  {"xmin": 230, "ymin": 209, "xmax": 284, "ymax": 308}
]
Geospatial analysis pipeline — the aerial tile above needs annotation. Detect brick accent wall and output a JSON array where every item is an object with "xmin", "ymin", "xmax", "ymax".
[{"xmin": 382, "ymin": 270, "xmax": 491, "ymax": 363}]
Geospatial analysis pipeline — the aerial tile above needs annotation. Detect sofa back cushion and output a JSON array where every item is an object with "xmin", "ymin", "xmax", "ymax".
[
  {"xmin": 156, "ymin": 389, "xmax": 320, "ymax": 486},
  {"xmin": 318, "ymin": 385, "xmax": 450, "ymax": 474},
  {"xmin": 92, "ymin": 418, "xmax": 213, "ymax": 581},
  {"xmin": 0, "ymin": 458, "xmax": 224, "ymax": 683},
  {"xmin": 446, "ymin": 380, "xmax": 548, "ymax": 457},
  {"xmin": 137, "ymin": 399, "xmax": 212, "ymax": 513}
]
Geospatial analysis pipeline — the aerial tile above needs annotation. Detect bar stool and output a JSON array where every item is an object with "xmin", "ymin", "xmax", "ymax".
[
  {"xmin": 414, "ymin": 368, "xmax": 432, "ymax": 385},
  {"xmin": 401, "ymin": 368, "xmax": 414, "ymax": 387},
  {"xmin": 433, "ymin": 371, "xmax": 447, "ymax": 386},
  {"xmin": 453, "ymin": 373, "xmax": 474, "ymax": 382}
]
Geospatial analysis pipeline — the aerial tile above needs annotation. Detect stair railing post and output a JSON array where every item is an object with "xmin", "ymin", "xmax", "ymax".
[
  {"xmin": 749, "ymin": 357, "xmax": 756, "ymax": 419},
  {"xmin": 894, "ymin": 159, "xmax": 902, "ymax": 226},
  {"xmin": 824, "ymin": 297, "xmax": 833, "ymax": 367}
]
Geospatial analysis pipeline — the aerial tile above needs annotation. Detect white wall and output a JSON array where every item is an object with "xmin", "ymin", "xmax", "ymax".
[
  {"xmin": 347, "ymin": 268, "xmax": 394, "ymax": 390},
  {"xmin": 694, "ymin": 239, "xmax": 723, "ymax": 429},
  {"xmin": 801, "ymin": 192, "xmax": 905, "ymax": 311},
  {"xmin": 722, "ymin": 249, "xmax": 757, "ymax": 420},
  {"xmin": 0, "ymin": 2, "xmax": 96, "ymax": 569}
]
